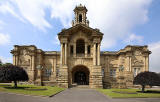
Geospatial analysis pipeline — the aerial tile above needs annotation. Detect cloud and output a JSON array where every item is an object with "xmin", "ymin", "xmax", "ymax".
[
  {"xmin": 149, "ymin": 41, "xmax": 160, "ymax": 72},
  {"xmin": 49, "ymin": 0, "xmax": 152, "ymax": 49},
  {"xmin": 0, "ymin": 2, "xmax": 25, "ymax": 22},
  {"xmin": 0, "ymin": 33, "xmax": 10, "ymax": 45},
  {"xmin": 50, "ymin": 0, "xmax": 76, "ymax": 27},
  {"xmin": 52, "ymin": 36, "xmax": 60, "ymax": 45},
  {"xmin": 0, "ymin": 0, "xmax": 152, "ymax": 48},
  {"xmin": 81, "ymin": 0, "xmax": 151, "ymax": 49},
  {"xmin": 124, "ymin": 33, "xmax": 144, "ymax": 44},
  {"xmin": 0, "ymin": 56, "xmax": 12, "ymax": 63},
  {"xmin": 0, "ymin": 0, "xmax": 52, "ymax": 31},
  {"xmin": 10, "ymin": 0, "xmax": 52, "ymax": 31},
  {"xmin": 0, "ymin": 20, "xmax": 4, "ymax": 30}
]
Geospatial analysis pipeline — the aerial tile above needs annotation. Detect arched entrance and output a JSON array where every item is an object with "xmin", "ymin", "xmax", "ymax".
[{"xmin": 72, "ymin": 65, "xmax": 89, "ymax": 85}]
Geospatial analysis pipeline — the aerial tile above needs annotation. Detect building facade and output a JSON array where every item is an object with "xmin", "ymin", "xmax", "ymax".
[{"xmin": 11, "ymin": 5, "xmax": 151, "ymax": 88}]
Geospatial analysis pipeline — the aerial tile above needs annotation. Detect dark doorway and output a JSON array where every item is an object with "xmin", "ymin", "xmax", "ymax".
[
  {"xmin": 74, "ymin": 71, "xmax": 87, "ymax": 85},
  {"xmin": 72, "ymin": 65, "xmax": 89, "ymax": 85}
]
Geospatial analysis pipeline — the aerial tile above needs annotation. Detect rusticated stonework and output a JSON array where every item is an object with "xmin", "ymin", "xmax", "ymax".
[{"xmin": 11, "ymin": 4, "xmax": 151, "ymax": 88}]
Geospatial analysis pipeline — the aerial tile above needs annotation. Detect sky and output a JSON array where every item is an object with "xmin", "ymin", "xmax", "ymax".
[{"xmin": 0, "ymin": 0, "xmax": 160, "ymax": 72}]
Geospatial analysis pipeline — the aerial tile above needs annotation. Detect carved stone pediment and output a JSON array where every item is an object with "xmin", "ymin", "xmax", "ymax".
[{"xmin": 58, "ymin": 24, "xmax": 103, "ymax": 41}]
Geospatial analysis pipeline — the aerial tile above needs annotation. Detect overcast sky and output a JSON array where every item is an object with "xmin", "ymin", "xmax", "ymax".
[{"xmin": 0, "ymin": 0, "xmax": 160, "ymax": 72}]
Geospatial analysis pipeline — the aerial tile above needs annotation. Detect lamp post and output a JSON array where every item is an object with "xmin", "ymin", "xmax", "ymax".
[{"xmin": 36, "ymin": 65, "xmax": 43, "ymax": 86}]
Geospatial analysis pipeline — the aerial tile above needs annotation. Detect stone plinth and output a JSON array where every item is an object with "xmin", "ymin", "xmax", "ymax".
[
  {"xmin": 90, "ymin": 66, "xmax": 103, "ymax": 88},
  {"xmin": 57, "ymin": 65, "xmax": 69, "ymax": 88}
]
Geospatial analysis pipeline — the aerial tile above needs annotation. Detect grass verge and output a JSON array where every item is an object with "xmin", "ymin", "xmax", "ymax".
[
  {"xmin": 97, "ymin": 88, "xmax": 160, "ymax": 98},
  {"xmin": 0, "ymin": 83, "xmax": 65, "ymax": 96}
]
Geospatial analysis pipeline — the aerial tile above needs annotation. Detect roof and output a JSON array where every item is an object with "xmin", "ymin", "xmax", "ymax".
[{"xmin": 58, "ymin": 24, "xmax": 103, "ymax": 40}]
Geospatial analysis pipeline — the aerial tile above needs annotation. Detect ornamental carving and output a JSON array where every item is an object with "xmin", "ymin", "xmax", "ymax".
[
  {"xmin": 132, "ymin": 60, "xmax": 143, "ymax": 67},
  {"xmin": 134, "ymin": 50, "xmax": 142, "ymax": 56},
  {"xmin": 19, "ymin": 56, "xmax": 30, "ymax": 66},
  {"xmin": 20, "ymin": 48, "xmax": 30, "ymax": 56}
]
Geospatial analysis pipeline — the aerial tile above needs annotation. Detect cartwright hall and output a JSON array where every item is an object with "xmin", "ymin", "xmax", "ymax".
[{"xmin": 11, "ymin": 4, "xmax": 151, "ymax": 88}]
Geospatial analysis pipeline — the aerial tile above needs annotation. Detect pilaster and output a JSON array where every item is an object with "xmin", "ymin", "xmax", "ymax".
[
  {"xmin": 97, "ymin": 43, "xmax": 100, "ymax": 65},
  {"xmin": 93, "ymin": 43, "xmax": 96, "ymax": 65},
  {"xmin": 65, "ymin": 43, "xmax": 67, "ymax": 65},
  {"xmin": 85, "ymin": 43, "xmax": 88, "ymax": 57}
]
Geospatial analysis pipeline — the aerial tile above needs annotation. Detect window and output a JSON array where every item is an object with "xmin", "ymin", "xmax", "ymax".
[
  {"xmin": 45, "ymin": 68, "xmax": 51, "ymax": 77},
  {"xmin": 119, "ymin": 66, "xmax": 124, "ymax": 72},
  {"xmin": 70, "ymin": 45, "xmax": 73, "ymax": 54},
  {"xmin": 87, "ymin": 45, "xmax": 90, "ymax": 54},
  {"xmin": 110, "ymin": 69, "xmax": 116, "ymax": 77},
  {"xmin": 76, "ymin": 39, "xmax": 85, "ymax": 54},
  {"xmin": 102, "ymin": 68, "xmax": 104, "ymax": 77},
  {"xmin": 79, "ymin": 14, "xmax": 82, "ymax": 22}
]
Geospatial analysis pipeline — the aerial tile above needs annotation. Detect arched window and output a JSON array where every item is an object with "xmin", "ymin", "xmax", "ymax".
[
  {"xmin": 76, "ymin": 39, "xmax": 85, "ymax": 54},
  {"xmin": 79, "ymin": 14, "xmax": 82, "ymax": 22}
]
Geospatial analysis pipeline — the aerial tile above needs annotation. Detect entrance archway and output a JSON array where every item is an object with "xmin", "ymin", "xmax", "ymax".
[{"xmin": 72, "ymin": 65, "xmax": 89, "ymax": 85}]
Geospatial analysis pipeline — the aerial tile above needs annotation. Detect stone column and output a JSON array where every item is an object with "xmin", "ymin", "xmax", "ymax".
[
  {"xmin": 13, "ymin": 55, "xmax": 16, "ymax": 65},
  {"xmin": 50, "ymin": 58, "xmax": 56, "ymax": 82},
  {"xmin": 36, "ymin": 69, "xmax": 42, "ymax": 85},
  {"xmin": 97, "ymin": 43, "xmax": 100, "ymax": 65},
  {"xmin": 60, "ymin": 43, "xmax": 63, "ymax": 65},
  {"xmin": 65, "ymin": 43, "xmax": 67, "ymax": 65},
  {"xmin": 126, "ymin": 56, "xmax": 130, "ymax": 71},
  {"xmin": 73, "ymin": 43, "xmax": 76, "ymax": 57},
  {"xmin": 29, "ymin": 55, "xmax": 35, "ymax": 82},
  {"xmin": 93, "ymin": 43, "xmax": 96, "ymax": 65},
  {"xmin": 85, "ymin": 43, "xmax": 88, "ymax": 57},
  {"xmin": 31, "ymin": 55, "xmax": 35, "ymax": 71},
  {"xmin": 146, "ymin": 56, "xmax": 149, "ymax": 71},
  {"xmin": 53, "ymin": 59, "xmax": 56, "ymax": 73},
  {"xmin": 129, "ymin": 56, "xmax": 132, "ymax": 71},
  {"xmin": 145, "ymin": 56, "xmax": 149, "ymax": 71},
  {"xmin": 15, "ymin": 55, "xmax": 19, "ymax": 66}
]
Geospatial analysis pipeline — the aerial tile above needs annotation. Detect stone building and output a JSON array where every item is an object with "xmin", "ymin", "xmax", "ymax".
[{"xmin": 11, "ymin": 4, "xmax": 151, "ymax": 88}]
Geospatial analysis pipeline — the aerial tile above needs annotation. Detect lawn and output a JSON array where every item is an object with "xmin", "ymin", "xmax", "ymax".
[
  {"xmin": 97, "ymin": 88, "xmax": 160, "ymax": 98},
  {"xmin": 0, "ymin": 83, "xmax": 65, "ymax": 96}
]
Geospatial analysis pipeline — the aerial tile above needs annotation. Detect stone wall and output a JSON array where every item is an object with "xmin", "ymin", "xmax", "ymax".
[{"xmin": 11, "ymin": 44, "xmax": 150, "ymax": 88}]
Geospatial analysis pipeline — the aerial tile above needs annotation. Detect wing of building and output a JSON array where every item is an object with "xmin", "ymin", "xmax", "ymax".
[{"xmin": 11, "ymin": 4, "xmax": 151, "ymax": 88}]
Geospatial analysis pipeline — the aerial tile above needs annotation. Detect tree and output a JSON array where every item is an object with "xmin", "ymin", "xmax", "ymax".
[
  {"xmin": 0, "ymin": 59, "xmax": 2, "ymax": 66},
  {"xmin": 158, "ymin": 73, "xmax": 160, "ymax": 78},
  {"xmin": 0, "ymin": 65, "xmax": 29, "ymax": 88},
  {"xmin": 133, "ymin": 71, "xmax": 160, "ymax": 92}
]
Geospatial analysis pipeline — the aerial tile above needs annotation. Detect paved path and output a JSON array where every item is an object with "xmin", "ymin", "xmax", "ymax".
[
  {"xmin": 0, "ymin": 88, "xmax": 160, "ymax": 102},
  {"xmin": 50, "ymin": 88, "xmax": 111, "ymax": 102},
  {"xmin": 0, "ymin": 92, "xmax": 49, "ymax": 102}
]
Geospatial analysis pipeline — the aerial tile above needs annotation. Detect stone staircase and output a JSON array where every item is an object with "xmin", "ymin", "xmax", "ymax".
[{"xmin": 70, "ymin": 84, "xmax": 90, "ymax": 89}]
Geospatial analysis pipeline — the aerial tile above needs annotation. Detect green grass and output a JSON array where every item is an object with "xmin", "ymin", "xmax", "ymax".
[
  {"xmin": 97, "ymin": 88, "xmax": 160, "ymax": 98},
  {"xmin": 0, "ymin": 83, "xmax": 65, "ymax": 96}
]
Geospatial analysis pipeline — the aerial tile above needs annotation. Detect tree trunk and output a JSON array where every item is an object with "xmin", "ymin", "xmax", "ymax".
[
  {"xmin": 14, "ymin": 80, "xmax": 17, "ymax": 88},
  {"xmin": 142, "ymin": 85, "xmax": 145, "ymax": 93}
]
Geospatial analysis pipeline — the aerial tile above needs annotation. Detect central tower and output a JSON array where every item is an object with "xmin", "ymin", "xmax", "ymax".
[
  {"xmin": 58, "ymin": 4, "xmax": 103, "ymax": 88},
  {"xmin": 72, "ymin": 4, "xmax": 89, "ymax": 26}
]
